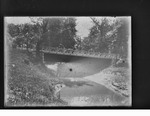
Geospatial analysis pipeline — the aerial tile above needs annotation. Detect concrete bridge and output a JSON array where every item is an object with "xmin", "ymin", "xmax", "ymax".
[
  {"xmin": 16, "ymin": 47, "xmax": 124, "ymax": 68},
  {"xmin": 41, "ymin": 47, "xmax": 125, "ymax": 74},
  {"xmin": 41, "ymin": 47, "xmax": 121, "ymax": 60},
  {"xmin": 16, "ymin": 47, "xmax": 127, "ymax": 77}
]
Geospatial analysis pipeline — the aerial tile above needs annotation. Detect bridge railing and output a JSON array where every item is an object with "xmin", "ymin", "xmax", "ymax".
[
  {"xmin": 15, "ymin": 46, "xmax": 121, "ymax": 59},
  {"xmin": 41, "ymin": 47, "xmax": 120, "ymax": 59}
]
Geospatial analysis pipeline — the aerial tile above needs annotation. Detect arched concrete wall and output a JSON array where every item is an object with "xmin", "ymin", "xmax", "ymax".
[{"xmin": 44, "ymin": 53, "xmax": 113, "ymax": 77}]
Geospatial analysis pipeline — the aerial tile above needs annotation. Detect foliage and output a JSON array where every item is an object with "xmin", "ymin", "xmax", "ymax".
[
  {"xmin": 7, "ymin": 24, "xmax": 21, "ymax": 38},
  {"xmin": 7, "ymin": 17, "xmax": 78, "ymax": 58},
  {"xmin": 42, "ymin": 17, "xmax": 77, "ymax": 49},
  {"xmin": 7, "ymin": 17, "xmax": 129, "ymax": 58},
  {"xmin": 60, "ymin": 18, "xmax": 77, "ymax": 49},
  {"xmin": 81, "ymin": 17, "xmax": 114, "ymax": 53},
  {"xmin": 81, "ymin": 17, "xmax": 129, "ymax": 58},
  {"xmin": 112, "ymin": 18, "xmax": 129, "ymax": 58},
  {"xmin": 6, "ymin": 49, "xmax": 66, "ymax": 106},
  {"xmin": 74, "ymin": 36, "xmax": 82, "ymax": 50}
]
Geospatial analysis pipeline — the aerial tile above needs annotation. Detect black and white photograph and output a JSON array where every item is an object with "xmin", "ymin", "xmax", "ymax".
[{"xmin": 4, "ymin": 16, "xmax": 131, "ymax": 107}]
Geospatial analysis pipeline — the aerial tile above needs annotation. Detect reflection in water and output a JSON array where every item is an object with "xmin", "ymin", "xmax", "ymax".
[
  {"xmin": 62, "ymin": 78, "xmax": 94, "ymax": 88},
  {"xmin": 60, "ymin": 81, "xmax": 125, "ymax": 106},
  {"xmin": 45, "ymin": 55, "xmax": 127, "ymax": 106},
  {"xmin": 45, "ymin": 64, "xmax": 59, "ymax": 71}
]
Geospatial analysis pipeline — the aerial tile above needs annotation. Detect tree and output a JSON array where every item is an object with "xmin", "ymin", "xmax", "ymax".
[
  {"xmin": 21, "ymin": 23, "xmax": 33, "ymax": 51},
  {"xmin": 60, "ymin": 17, "xmax": 77, "ymax": 49},
  {"xmin": 112, "ymin": 18, "xmax": 129, "ymax": 58},
  {"xmin": 42, "ymin": 18, "xmax": 64, "ymax": 48},
  {"xmin": 104, "ymin": 19, "xmax": 121, "ymax": 54},
  {"xmin": 29, "ymin": 17, "xmax": 51, "ymax": 57},
  {"xmin": 7, "ymin": 23, "xmax": 27, "ymax": 48},
  {"xmin": 7, "ymin": 24, "xmax": 20, "ymax": 38},
  {"xmin": 81, "ymin": 17, "xmax": 128, "ymax": 55},
  {"xmin": 8, "ymin": 17, "xmax": 78, "ymax": 58},
  {"xmin": 74, "ymin": 36, "xmax": 82, "ymax": 50},
  {"xmin": 81, "ymin": 37, "xmax": 92, "ymax": 51},
  {"xmin": 40, "ymin": 17, "xmax": 77, "ymax": 49},
  {"xmin": 82, "ymin": 17, "xmax": 113, "ymax": 53}
]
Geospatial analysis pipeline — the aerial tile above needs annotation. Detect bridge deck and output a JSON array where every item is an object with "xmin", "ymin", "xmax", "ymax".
[
  {"xmin": 16, "ymin": 47, "xmax": 120, "ymax": 59},
  {"xmin": 41, "ymin": 47, "xmax": 120, "ymax": 59}
]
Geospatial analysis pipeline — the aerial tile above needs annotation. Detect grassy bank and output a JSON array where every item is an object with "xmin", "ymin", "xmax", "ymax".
[{"xmin": 5, "ymin": 48, "xmax": 67, "ymax": 106}]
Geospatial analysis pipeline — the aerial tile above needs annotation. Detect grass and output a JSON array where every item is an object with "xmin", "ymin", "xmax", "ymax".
[{"xmin": 5, "ymin": 48, "xmax": 68, "ymax": 106}]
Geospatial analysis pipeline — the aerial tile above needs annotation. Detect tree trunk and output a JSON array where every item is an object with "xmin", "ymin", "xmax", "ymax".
[
  {"xmin": 36, "ymin": 41, "xmax": 41, "ymax": 58},
  {"xmin": 26, "ymin": 38, "xmax": 29, "ymax": 52},
  {"xmin": 36, "ymin": 39, "xmax": 43, "ymax": 59}
]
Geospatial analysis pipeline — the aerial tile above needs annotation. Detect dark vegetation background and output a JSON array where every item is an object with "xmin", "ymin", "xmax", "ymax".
[{"xmin": 1, "ymin": 0, "xmax": 150, "ymax": 108}]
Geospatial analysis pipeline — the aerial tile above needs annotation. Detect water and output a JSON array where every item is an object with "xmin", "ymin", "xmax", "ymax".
[
  {"xmin": 44, "ymin": 54, "xmax": 126, "ymax": 106},
  {"xmin": 60, "ymin": 79, "xmax": 126, "ymax": 106},
  {"xmin": 45, "ymin": 63, "xmax": 59, "ymax": 71}
]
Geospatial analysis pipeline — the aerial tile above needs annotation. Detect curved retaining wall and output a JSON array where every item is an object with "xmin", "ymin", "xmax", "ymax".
[{"xmin": 44, "ymin": 53, "xmax": 113, "ymax": 77}]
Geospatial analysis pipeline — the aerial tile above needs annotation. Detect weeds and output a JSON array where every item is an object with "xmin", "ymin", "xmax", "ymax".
[{"xmin": 6, "ymin": 48, "xmax": 67, "ymax": 106}]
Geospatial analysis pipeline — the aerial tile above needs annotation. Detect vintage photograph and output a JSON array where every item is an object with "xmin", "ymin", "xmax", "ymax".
[{"xmin": 4, "ymin": 16, "xmax": 131, "ymax": 106}]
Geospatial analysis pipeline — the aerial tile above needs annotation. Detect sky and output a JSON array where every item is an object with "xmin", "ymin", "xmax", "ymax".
[{"xmin": 75, "ymin": 17, "xmax": 93, "ymax": 38}]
